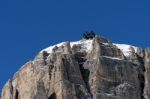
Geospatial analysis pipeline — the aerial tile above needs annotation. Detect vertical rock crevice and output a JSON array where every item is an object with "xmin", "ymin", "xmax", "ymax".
[
  {"xmin": 74, "ymin": 52, "xmax": 91, "ymax": 96},
  {"xmin": 137, "ymin": 55, "xmax": 145, "ymax": 99},
  {"xmin": 42, "ymin": 51, "xmax": 49, "ymax": 65},
  {"xmin": 48, "ymin": 93, "xmax": 57, "ymax": 99},
  {"xmin": 138, "ymin": 67, "xmax": 145, "ymax": 99},
  {"xmin": 15, "ymin": 89, "xmax": 19, "ymax": 99}
]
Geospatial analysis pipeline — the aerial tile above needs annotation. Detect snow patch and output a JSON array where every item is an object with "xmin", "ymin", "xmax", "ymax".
[
  {"xmin": 40, "ymin": 39, "xmax": 138, "ymax": 57},
  {"xmin": 116, "ymin": 82, "xmax": 132, "ymax": 89},
  {"xmin": 102, "ymin": 43, "xmax": 109, "ymax": 46},
  {"xmin": 41, "ymin": 39, "xmax": 93, "ymax": 53},
  {"xmin": 113, "ymin": 43, "xmax": 138, "ymax": 56},
  {"xmin": 70, "ymin": 39, "xmax": 93, "ymax": 52},
  {"xmin": 40, "ymin": 42, "xmax": 65, "ymax": 53},
  {"xmin": 102, "ymin": 56, "xmax": 123, "ymax": 60}
]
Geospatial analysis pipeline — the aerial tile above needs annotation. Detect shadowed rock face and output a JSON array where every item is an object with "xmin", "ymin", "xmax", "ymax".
[{"xmin": 1, "ymin": 35, "xmax": 150, "ymax": 99}]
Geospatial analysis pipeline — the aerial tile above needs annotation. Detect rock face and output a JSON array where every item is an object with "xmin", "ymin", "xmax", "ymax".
[{"xmin": 1, "ymin": 35, "xmax": 150, "ymax": 99}]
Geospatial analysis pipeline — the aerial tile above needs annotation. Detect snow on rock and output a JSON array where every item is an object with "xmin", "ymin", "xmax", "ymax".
[
  {"xmin": 70, "ymin": 39, "xmax": 93, "ymax": 52},
  {"xmin": 40, "ymin": 39, "xmax": 138, "ymax": 57},
  {"xmin": 40, "ymin": 42, "xmax": 65, "ymax": 53},
  {"xmin": 101, "ymin": 56, "xmax": 123, "ymax": 60},
  {"xmin": 113, "ymin": 43, "xmax": 138, "ymax": 56},
  {"xmin": 116, "ymin": 82, "xmax": 133, "ymax": 90},
  {"xmin": 40, "ymin": 39, "xmax": 93, "ymax": 53},
  {"xmin": 102, "ymin": 43, "xmax": 109, "ymax": 46}
]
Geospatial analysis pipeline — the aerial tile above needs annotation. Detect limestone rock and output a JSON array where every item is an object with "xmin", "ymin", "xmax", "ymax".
[{"xmin": 1, "ymin": 35, "xmax": 150, "ymax": 99}]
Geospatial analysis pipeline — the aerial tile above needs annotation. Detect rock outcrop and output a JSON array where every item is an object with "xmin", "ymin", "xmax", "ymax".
[{"xmin": 1, "ymin": 35, "xmax": 150, "ymax": 99}]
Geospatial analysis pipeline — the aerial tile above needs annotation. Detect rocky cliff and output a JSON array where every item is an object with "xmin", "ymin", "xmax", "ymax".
[{"xmin": 1, "ymin": 35, "xmax": 150, "ymax": 99}]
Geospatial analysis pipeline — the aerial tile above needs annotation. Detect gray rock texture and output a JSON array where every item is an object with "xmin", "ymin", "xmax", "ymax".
[{"xmin": 1, "ymin": 35, "xmax": 150, "ymax": 99}]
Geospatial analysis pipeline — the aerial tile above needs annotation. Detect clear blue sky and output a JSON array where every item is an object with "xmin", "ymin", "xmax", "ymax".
[{"xmin": 0, "ymin": 0, "xmax": 150, "ymax": 94}]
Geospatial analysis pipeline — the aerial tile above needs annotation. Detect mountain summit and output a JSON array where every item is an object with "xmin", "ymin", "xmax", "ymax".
[{"xmin": 1, "ymin": 35, "xmax": 150, "ymax": 99}]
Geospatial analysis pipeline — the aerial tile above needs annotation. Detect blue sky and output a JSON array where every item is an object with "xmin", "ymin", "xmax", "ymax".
[{"xmin": 0, "ymin": 0, "xmax": 150, "ymax": 94}]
